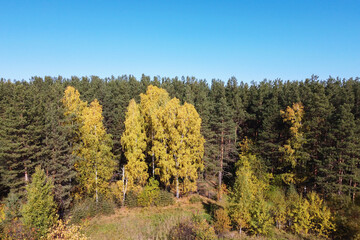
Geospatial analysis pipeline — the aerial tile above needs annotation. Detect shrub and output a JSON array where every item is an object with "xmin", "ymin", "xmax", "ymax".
[
  {"xmin": 192, "ymin": 214, "xmax": 217, "ymax": 240},
  {"xmin": 71, "ymin": 197, "xmax": 114, "ymax": 224},
  {"xmin": 168, "ymin": 220, "xmax": 195, "ymax": 240},
  {"xmin": 155, "ymin": 190, "xmax": 175, "ymax": 207},
  {"xmin": 137, "ymin": 178, "xmax": 160, "ymax": 207},
  {"xmin": 168, "ymin": 216, "xmax": 217, "ymax": 240},
  {"xmin": 1, "ymin": 219, "xmax": 39, "ymax": 240},
  {"xmin": 124, "ymin": 191, "xmax": 139, "ymax": 208},
  {"xmin": 189, "ymin": 195, "xmax": 202, "ymax": 204},
  {"xmin": 213, "ymin": 208, "xmax": 231, "ymax": 234},
  {"xmin": 46, "ymin": 219, "xmax": 88, "ymax": 240}
]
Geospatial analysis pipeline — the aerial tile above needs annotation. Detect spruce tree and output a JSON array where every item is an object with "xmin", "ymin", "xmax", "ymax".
[{"xmin": 21, "ymin": 166, "xmax": 58, "ymax": 237}]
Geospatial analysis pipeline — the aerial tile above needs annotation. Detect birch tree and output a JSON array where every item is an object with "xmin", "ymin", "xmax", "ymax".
[
  {"xmin": 120, "ymin": 99, "xmax": 147, "ymax": 205},
  {"xmin": 155, "ymin": 98, "xmax": 204, "ymax": 198},
  {"xmin": 140, "ymin": 85, "xmax": 170, "ymax": 176}
]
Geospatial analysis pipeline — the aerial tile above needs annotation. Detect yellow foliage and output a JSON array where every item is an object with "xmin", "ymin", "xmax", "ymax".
[
  {"xmin": 46, "ymin": 219, "xmax": 88, "ymax": 240},
  {"xmin": 121, "ymin": 99, "xmax": 148, "ymax": 188},
  {"xmin": 62, "ymin": 87, "xmax": 115, "ymax": 200},
  {"xmin": 62, "ymin": 86, "xmax": 87, "ymax": 118},
  {"xmin": 214, "ymin": 208, "xmax": 231, "ymax": 234},
  {"xmin": 307, "ymin": 192, "xmax": 335, "ymax": 238},
  {"xmin": 279, "ymin": 102, "xmax": 305, "ymax": 168},
  {"xmin": 140, "ymin": 85, "xmax": 170, "ymax": 175},
  {"xmin": 155, "ymin": 98, "xmax": 204, "ymax": 197},
  {"xmin": 0, "ymin": 204, "xmax": 5, "ymax": 223}
]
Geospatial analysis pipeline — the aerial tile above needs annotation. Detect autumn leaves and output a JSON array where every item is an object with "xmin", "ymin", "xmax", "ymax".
[
  {"xmin": 62, "ymin": 85, "xmax": 204, "ymax": 201},
  {"xmin": 121, "ymin": 85, "xmax": 205, "ymax": 200},
  {"xmin": 62, "ymin": 86, "xmax": 116, "ymax": 202}
]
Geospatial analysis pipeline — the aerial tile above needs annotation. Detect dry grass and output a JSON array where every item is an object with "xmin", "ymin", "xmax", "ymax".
[
  {"xmin": 83, "ymin": 196, "xmax": 321, "ymax": 240},
  {"xmin": 84, "ymin": 200, "xmax": 206, "ymax": 240}
]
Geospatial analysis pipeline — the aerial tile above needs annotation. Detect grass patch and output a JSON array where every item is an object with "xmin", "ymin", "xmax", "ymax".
[{"xmin": 84, "ymin": 202, "xmax": 204, "ymax": 240}]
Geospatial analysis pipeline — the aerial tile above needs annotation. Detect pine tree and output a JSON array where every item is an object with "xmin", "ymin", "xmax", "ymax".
[
  {"xmin": 0, "ymin": 83, "xmax": 36, "ymax": 196},
  {"xmin": 42, "ymin": 80, "xmax": 76, "ymax": 214},
  {"xmin": 209, "ymin": 80, "xmax": 236, "ymax": 199},
  {"xmin": 21, "ymin": 166, "xmax": 58, "ymax": 237}
]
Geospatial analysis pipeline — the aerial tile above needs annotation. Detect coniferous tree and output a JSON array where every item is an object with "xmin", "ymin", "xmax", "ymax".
[
  {"xmin": 209, "ymin": 80, "xmax": 236, "ymax": 199},
  {"xmin": 21, "ymin": 166, "xmax": 58, "ymax": 237},
  {"xmin": 42, "ymin": 80, "xmax": 76, "ymax": 213}
]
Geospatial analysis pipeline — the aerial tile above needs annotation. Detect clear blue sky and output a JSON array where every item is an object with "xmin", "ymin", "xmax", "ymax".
[{"xmin": 1, "ymin": 0, "xmax": 359, "ymax": 83}]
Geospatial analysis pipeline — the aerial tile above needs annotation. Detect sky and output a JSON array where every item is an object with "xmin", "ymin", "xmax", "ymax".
[{"xmin": 0, "ymin": 0, "xmax": 359, "ymax": 83}]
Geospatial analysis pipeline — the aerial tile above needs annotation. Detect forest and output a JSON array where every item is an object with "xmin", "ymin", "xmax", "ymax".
[{"xmin": 0, "ymin": 75, "xmax": 360, "ymax": 239}]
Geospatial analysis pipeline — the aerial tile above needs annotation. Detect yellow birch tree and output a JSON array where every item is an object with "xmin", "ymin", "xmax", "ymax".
[
  {"xmin": 279, "ymin": 102, "xmax": 306, "ymax": 184},
  {"xmin": 155, "ymin": 98, "xmax": 204, "ymax": 198},
  {"xmin": 140, "ymin": 85, "xmax": 170, "ymax": 176},
  {"xmin": 76, "ymin": 99, "xmax": 115, "ymax": 202},
  {"xmin": 63, "ymin": 87, "xmax": 116, "ymax": 201},
  {"xmin": 120, "ymin": 99, "xmax": 148, "ymax": 205}
]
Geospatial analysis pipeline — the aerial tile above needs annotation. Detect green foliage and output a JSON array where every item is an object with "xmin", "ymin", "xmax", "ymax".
[
  {"xmin": 267, "ymin": 186, "xmax": 287, "ymax": 229},
  {"xmin": 1, "ymin": 219, "xmax": 39, "ymax": 240},
  {"xmin": 228, "ymin": 147, "xmax": 269, "ymax": 235},
  {"xmin": 70, "ymin": 198, "xmax": 115, "ymax": 224},
  {"xmin": 155, "ymin": 190, "xmax": 175, "ymax": 207},
  {"xmin": 329, "ymin": 194, "xmax": 360, "ymax": 240},
  {"xmin": 137, "ymin": 178, "xmax": 160, "ymax": 207},
  {"xmin": 2, "ymin": 192, "xmax": 21, "ymax": 224},
  {"xmin": 1, "ymin": 76, "xmax": 360, "ymax": 239},
  {"xmin": 21, "ymin": 166, "xmax": 58, "ymax": 237},
  {"xmin": 189, "ymin": 195, "xmax": 202, "ymax": 204},
  {"xmin": 124, "ymin": 191, "xmax": 139, "ymax": 208},
  {"xmin": 249, "ymin": 197, "xmax": 273, "ymax": 235}
]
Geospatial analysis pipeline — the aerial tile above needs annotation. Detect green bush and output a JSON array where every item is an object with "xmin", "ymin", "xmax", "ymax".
[
  {"xmin": 71, "ymin": 197, "xmax": 115, "ymax": 224},
  {"xmin": 189, "ymin": 195, "xmax": 202, "ymax": 204},
  {"xmin": 155, "ymin": 190, "xmax": 175, "ymax": 207},
  {"xmin": 137, "ymin": 178, "xmax": 160, "ymax": 207},
  {"xmin": 124, "ymin": 191, "xmax": 139, "ymax": 208}
]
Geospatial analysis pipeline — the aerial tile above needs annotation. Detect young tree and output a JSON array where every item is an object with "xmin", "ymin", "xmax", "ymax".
[
  {"xmin": 21, "ymin": 166, "xmax": 57, "ymax": 237},
  {"xmin": 228, "ymin": 139, "xmax": 270, "ymax": 235}
]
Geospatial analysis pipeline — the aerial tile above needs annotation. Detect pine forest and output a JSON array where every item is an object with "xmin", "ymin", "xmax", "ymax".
[{"xmin": 0, "ymin": 75, "xmax": 360, "ymax": 239}]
